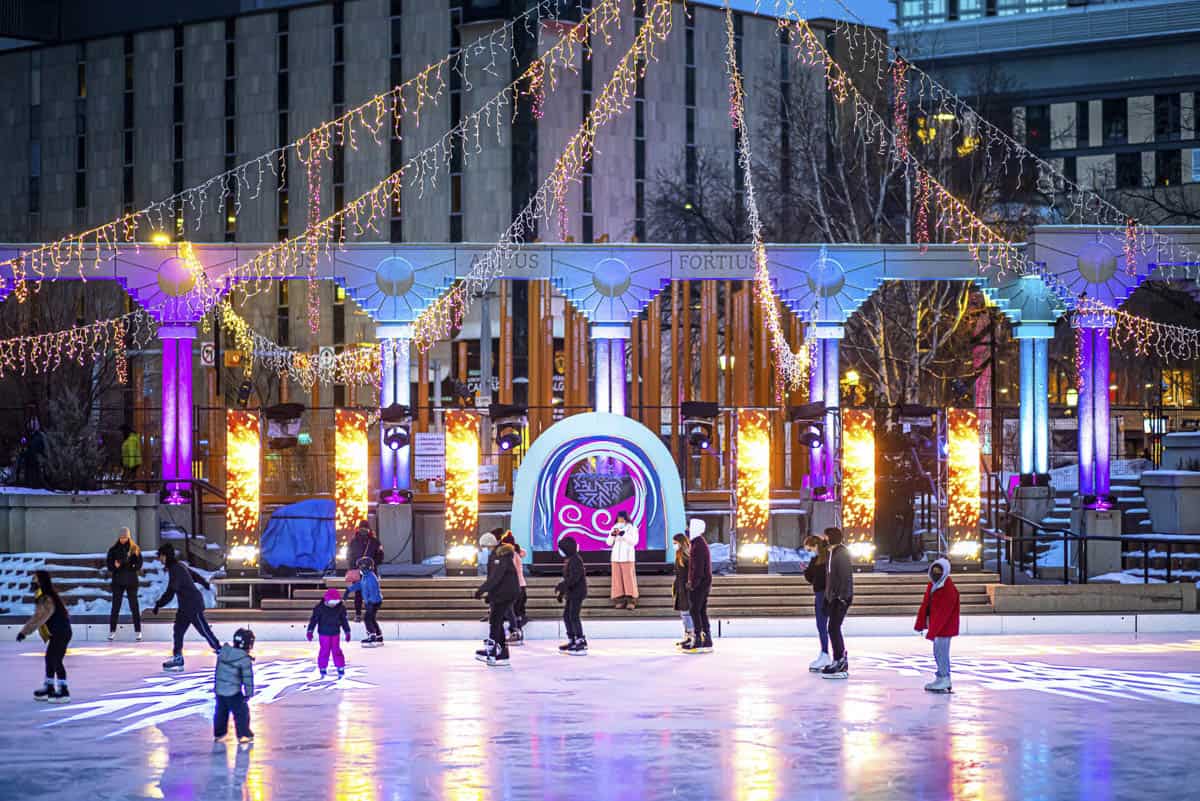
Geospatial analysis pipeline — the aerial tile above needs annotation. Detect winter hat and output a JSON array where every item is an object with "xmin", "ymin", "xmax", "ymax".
[
  {"xmin": 688, "ymin": 518, "xmax": 706, "ymax": 540},
  {"xmin": 929, "ymin": 557, "xmax": 951, "ymax": 592},
  {"xmin": 557, "ymin": 536, "xmax": 578, "ymax": 557},
  {"xmin": 478, "ymin": 532, "xmax": 499, "ymax": 549},
  {"xmin": 323, "ymin": 588, "xmax": 342, "ymax": 604}
]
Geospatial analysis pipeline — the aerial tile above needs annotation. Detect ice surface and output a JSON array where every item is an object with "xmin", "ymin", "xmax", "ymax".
[{"xmin": 2, "ymin": 634, "xmax": 1199, "ymax": 800}]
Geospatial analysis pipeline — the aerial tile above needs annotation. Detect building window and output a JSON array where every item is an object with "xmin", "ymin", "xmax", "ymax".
[
  {"xmin": 389, "ymin": 0, "xmax": 403, "ymax": 242},
  {"xmin": 172, "ymin": 26, "xmax": 184, "ymax": 234},
  {"xmin": 1163, "ymin": 368, "xmax": 1194, "ymax": 407},
  {"xmin": 1154, "ymin": 94, "xmax": 1181, "ymax": 141},
  {"xmin": 681, "ymin": 4, "xmax": 695, "ymax": 242},
  {"xmin": 449, "ymin": 1, "xmax": 464, "ymax": 242},
  {"xmin": 581, "ymin": 0, "xmax": 594, "ymax": 242},
  {"xmin": 74, "ymin": 44, "xmax": 87, "ymax": 212},
  {"xmin": 1155, "ymin": 149, "xmax": 1181, "ymax": 187},
  {"xmin": 277, "ymin": 282, "xmax": 290, "ymax": 346},
  {"xmin": 224, "ymin": 18, "xmax": 237, "ymax": 241},
  {"xmin": 1115, "ymin": 152, "xmax": 1142, "ymax": 189},
  {"xmin": 277, "ymin": 11, "xmax": 290, "ymax": 241},
  {"xmin": 1025, "ymin": 104, "xmax": 1049, "ymax": 149},
  {"xmin": 332, "ymin": 2, "xmax": 345, "ymax": 240},
  {"xmin": 1075, "ymin": 100, "xmax": 1089, "ymax": 148},
  {"xmin": 1102, "ymin": 98, "xmax": 1127, "ymax": 146}
]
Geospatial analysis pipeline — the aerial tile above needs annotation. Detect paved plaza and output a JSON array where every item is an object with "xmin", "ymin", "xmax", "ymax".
[{"xmin": 1, "ymin": 633, "xmax": 1198, "ymax": 800}]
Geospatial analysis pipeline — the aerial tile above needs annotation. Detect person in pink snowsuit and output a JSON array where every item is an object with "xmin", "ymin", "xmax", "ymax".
[{"xmin": 306, "ymin": 588, "xmax": 352, "ymax": 678}]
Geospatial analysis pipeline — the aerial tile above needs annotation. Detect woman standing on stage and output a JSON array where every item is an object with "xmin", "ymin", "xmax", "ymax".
[{"xmin": 606, "ymin": 511, "xmax": 639, "ymax": 609}]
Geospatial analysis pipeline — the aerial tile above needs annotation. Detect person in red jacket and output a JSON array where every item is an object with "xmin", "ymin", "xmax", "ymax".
[{"xmin": 914, "ymin": 557, "xmax": 959, "ymax": 693}]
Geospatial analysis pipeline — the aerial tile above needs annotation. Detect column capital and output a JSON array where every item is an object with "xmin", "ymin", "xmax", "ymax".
[
  {"xmin": 807, "ymin": 322, "xmax": 844, "ymax": 340},
  {"xmin": 1071, "ymin": 310, "xmax": 1115, "ymax": 330},
  {"xmin": 158, "ymin": 324, "xmax": 197, "ymax": 340},
  {"xmin": 376, "ymin": 323, "xmax": 413, "ymax": 340},
  {"xmin": 1013, "ymin": 323, "xmax": 1056, "ymax": 339},
  {"xmin": 589, "ymin": 323, "xmax": 631, "ymax": 340}
]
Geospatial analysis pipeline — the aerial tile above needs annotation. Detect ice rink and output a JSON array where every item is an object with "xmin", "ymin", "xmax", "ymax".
[{"xmin": 2, "ymin": 632, "xmax": 1199, "ymax": 801}]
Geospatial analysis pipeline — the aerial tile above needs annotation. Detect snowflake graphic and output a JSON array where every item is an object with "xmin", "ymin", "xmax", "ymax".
[
  {"xmin": 42, "ymin": 658, "xmax": 374, "ymax": 737},
  {"xmin": 567, "ymin": 473, "xmax": 629, "ymax": 508},
  {"xmin": 858, "ymin": 652, "xmax": 1200, "ymax": 705}
]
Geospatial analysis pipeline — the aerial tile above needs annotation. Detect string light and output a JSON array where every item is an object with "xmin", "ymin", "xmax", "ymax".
[
  {"xmin": 0, "ymin": 308, "xmax": 156, "ymax": 379},
  {"xmin": 412, "ymin": 0, "xmax": 675, "ymax": 351},
  {"xmin": 0, "ymin": 0, "xmax": 576, "ymax": 293},
  {"xmin": 722, "ymin": 2, "xmax": 810, "ymax": 391}
]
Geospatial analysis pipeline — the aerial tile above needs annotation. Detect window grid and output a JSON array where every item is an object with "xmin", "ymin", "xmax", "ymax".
[
  {"xmin": 390, "ymin": 0, "xmax": 403, "ymax": 242},
  {"xmin": 277, "ymin": 10, "xmax": 290, "ymax": 241}
]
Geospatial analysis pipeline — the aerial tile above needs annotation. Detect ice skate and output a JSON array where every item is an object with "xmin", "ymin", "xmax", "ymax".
[
  {"xmin": 362, "ymin": 635, "xmax": 383, "ymax": 648},
  {"xmin": 47, "ymin": 686, "xmax": 70, "ymax": 704},
  {"xmin": 135, "ymin": 631, "xmax": 143, "ymax": 642},
  {"xmin": 476, "ymin": 639, "xmax": 496, "ymax": 663},
  {"xmin": 33, "ymin": 683, "xmax": 53, "ymax": 702},
  {"xmin": 487, "ymin": 647, "xmax": 511, "ymax": 667},
  {"xmin": 506, "ymin": 629, "xmax": 524, "ymax": 647},
  {"xmin": 238, "ymin": 736, "xmax": 254, "ymax": 749},
  {"xmin": 924, "ymin": 676, "xmax": 952, "ymax": 694},
  {"xmin": 675, "ymin": 632, "xmax": 694, "ymax": 649},
  {"xmin": 567, "ymin": 638, "xmax": 588, "ymax": 656},
  {"xmin": 162, "ymin": 655, "xmax": 185, "ymax": 672},
  {"xmin": 106, "ymin": 632, "xmax": 116, "ymax": 642},
  {"xmin": 698, "ymin": 633, "xmax": 714, "ymax": 654},
  {"xmin": 336, "ymin": 667, "xmax": 345, "ymax": 679},
  {"xmin": 821, "ymin": 657, "xmax": 849, "ymax": 680},
  {"xmin": 809, "ymin": 652, "xmax": 833, "ymax": 672},
  {"xmin": 558, "ymin": 639, "xmax": 574, "ymax": 653},
  {"xmin": 319, "ymin": 669, "xmax": 328, "ymax": 678}
]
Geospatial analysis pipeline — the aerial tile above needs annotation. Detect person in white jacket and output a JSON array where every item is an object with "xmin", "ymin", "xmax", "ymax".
[{"xmin": 605, "ymin": 511, "xmax": 640, "ymax": 609}]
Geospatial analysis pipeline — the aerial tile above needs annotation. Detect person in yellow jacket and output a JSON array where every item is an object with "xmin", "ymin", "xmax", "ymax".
[{"xmin": 120, "ymin": 425, "xmax": 141, "ymax": 484}]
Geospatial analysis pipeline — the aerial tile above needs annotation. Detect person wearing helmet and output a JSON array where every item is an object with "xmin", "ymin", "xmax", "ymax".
[
  {"xmin": 344, "ymin": 556, "xmax": 384, "ymax": 646},
  {"xmin": 213, "ymin": 628, "xmax": 255, "ymax": 746},
  {"xmin": 152, "ymin": 543, "xmax": 220, "ymax": 672}
]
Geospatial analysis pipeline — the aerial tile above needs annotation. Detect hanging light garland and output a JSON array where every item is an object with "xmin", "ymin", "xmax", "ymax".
[
  {"xmin": 0, "ymin": 0, "xmax": 583, "ymax": 295},
  {"xmin": 0, "ymin": 308, "xmax": 156, "ymax": 379},
  {"xmin": 1075, "ymin": 297, "xmax": 1200, "ymax": 361},
  {"xmin": 721, "ymin": 2, "xmax": 811, "ymax": 392},
  {"xmin": 411, "ymin": 0, "xmax": 676, "ymax": 352}
]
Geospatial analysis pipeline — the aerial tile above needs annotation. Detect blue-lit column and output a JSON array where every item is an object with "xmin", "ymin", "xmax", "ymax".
[
  {"xmin": 1015, "ymin": 324, "xmax": 1053, "ymax": 476},
  {"xmin": 591, "ymin": 324, "xmax": 629, "ymax": 415},
  {"xmin": 378, "ymin": 324, "xmax": 411, "ymax": 494}
]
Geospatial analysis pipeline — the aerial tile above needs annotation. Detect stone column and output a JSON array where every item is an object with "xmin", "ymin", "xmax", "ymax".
[
  {"xmin": 158, "ymin": 325, "xmax": 196, "ymax": 499},
  {"xmin": 378, "ymin": 324, "xmax": 412, "ymax": 494},
  {"xmin": 806, "ymin": 323, "xmax": 842, "ymax": 492},
  {"xmin": 1015, "ymin": 323, "xmax": 1053, "ymax": 475},
  {"xmin": 591, "ymin": 324, "xmax": 629, "ymax": 415},
  {"xmin": 1075, "ymin": 316, "xmax": 1113, "ymax": 502}
]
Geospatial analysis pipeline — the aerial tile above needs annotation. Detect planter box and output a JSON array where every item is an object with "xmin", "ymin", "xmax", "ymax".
[
  {"xmin": 1162, "ymin": 432, "xmax": 1200, "ymax": 471},
  {"xmin": 987, "ymin": 583, "xmax": 1197, "ymax": 614},
  {"xmin": 0, "ymin": 491, "xmax": 159, "ymax": 553},
  {"xmin": 1141, "ymin": 470, "xmax": 1200, "ymax": 535}
]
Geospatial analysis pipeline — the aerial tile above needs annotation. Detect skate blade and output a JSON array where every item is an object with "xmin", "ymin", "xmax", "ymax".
[
  {"xmin": 486, "ymin": 661, "xmax": 511, "ymax": 668},
  {"xmin": 820, "ymin": 673, "xmax": 849, "ymax": 680},
  {"xmin": 474, "ymin": 655, "xmax": 490, "ymax": 663},
  {"xmin": 566, "ymin": 650, "xmax": 588, "ymax": 656},
  {"xmin": 925, "ymin": 688, "xmax": 953, "ymax": 694},
  {"xmin": 163, "ymin": 666, "xmax": 185, "ymax": 673}
]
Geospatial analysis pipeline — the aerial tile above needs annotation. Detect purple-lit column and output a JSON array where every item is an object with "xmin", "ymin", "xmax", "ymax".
[
  {"xmin": 378, "ymin": 325, "xmax": 412, "ymax": 495},
  {"xmin": 591, "ymin": 324, "xmax": 629, "ymax": 415},
  {"xmin": 1075, "ymin": 317, "xmax": 1113, "ymax": 503},
  {"xmin": 807, "ymin": 324, "xmax": 842, "ymax": 493},
  {"xmin": 159, "ymin": 325, "xmax": 196, "ymax": 499}
]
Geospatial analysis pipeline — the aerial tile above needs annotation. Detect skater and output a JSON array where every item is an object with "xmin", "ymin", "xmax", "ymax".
[
  {"xmin": 914, "ymin": 557, "xmax": 960, "ymax": 693},
  {"xmin": 606, "ymin": 510, "xmax": 639, "ymax": 609},
  {"xmin": 473, "ymin": 535, "xmax": 519, "ymax": 667},
  {"xmin": 344, "ymin": 557, "xmax": 384, "ymax": 647},
  {"xmin": 106, "ymin": 527, "xmax": 143, "ymax": 641},
  {"xmin": 821, "ymin": 527, "xmax": 853, "ymax": 680},
  {"xmin": 307, "ymin": 588, "xmax": 352, "ymax": 678},
  {"xmin": 17, "ymin": 570, "xmax": 73, "ymax": 703},
  {"xmin": 346, "ymin": 521, "xmax": 383, "ymax": 622},
  {"xmin": 152, "ymin": 543, "xmax": 220, "ymax": 672},
  {"xmin": 671, "ymin": 533, "xmax": 693, "ymax": 649},
  {"xmin": 500, "ymin": 531, "xmax": 528, "ymax": 646},
  {"xmin": 683, "ymin": 518, "xmax": 713, "ymax": 654},
  {"xmin": 555, "ymin": 535, "xmax": 588, "ymax": 655},
  {"xmin": 213, "ymin": 628, "xmax": 256, "ymax": 746},
  {"xmin": 802, "ymin": 533, "xmax": 831, "ymax": 671}
]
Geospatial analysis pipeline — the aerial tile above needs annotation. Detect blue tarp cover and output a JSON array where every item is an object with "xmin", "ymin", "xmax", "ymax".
[{"xmin": 260, "ymin": 498, "xmax": 336, "ymax": 571}]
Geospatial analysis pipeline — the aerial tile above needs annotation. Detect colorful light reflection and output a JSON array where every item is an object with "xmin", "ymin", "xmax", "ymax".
[
  {"xmin": 335, "ymin": 410, "xmax": 370, "ymax": 538},
  {"xmin": 445, "ymin": 410, "xmax": 480, "ymax": 550},
  {"xmin": 948, "ymin": 408, "xmax": 981, "ymax": 547},
  {"xmin": 841, "ymin": 410, "xmax": 875, "ymax": 544},
  {"xmin": 225, "ymin": 412, "xmax": 261, "ymax": 553},
  {"xmin": 736, "ymin": 410, "xmax": 771, "ymax": 556}
]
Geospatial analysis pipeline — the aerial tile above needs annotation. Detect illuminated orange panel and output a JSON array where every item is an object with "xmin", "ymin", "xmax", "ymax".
[
  {"xmin": 948, "ymin": 408, "xmax": 981, "ymax": 546},
  {"xmin": 335, "ymin": 409, "xmax": 370, "ymax": 538},
  {"xmin": 444, "ymin": 410, "xmax": 480, "ymax": 549},
  {"xmin": 841, "ymin": 409, "xmax": 875, "ymax": 543},
  {"xmin": 225, "ymin": 411, "xmax": 261, "ymax": 557},
  {"xmin": 736, "ymin": 410, "xmax": 771, "ymax": 558}
]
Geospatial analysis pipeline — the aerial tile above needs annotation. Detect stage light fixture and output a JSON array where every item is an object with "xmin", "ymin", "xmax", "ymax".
[
  {"xmin": 236, "ymin": 380, "xmax": 253, "ymax": 408},
  {"xmin": 489, "ymin": 403, "xmax": 527, "ymax": 453},
  {"xmin": 384, "ymin": 424, "xmax": 410, "ymax": 451},
  {"xmin": 687, "ymin": 422, "xmax": 713, "ymax": 451},
  {"xmin": 799, "ymin": 424, "xmax": 823, "ymax": 449},
  {"xmin": 379, "ymin": 488, "xmax": 413, "ymax": 505}
]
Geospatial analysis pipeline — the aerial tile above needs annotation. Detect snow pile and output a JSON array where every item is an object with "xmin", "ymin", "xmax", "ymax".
[
  {"xmin": 0, "ymin": 487, "xmax": 127, "ymax": 495},
  {"xmin": 0, "ymin": 552, "xmax": 217, "ymax": 617}
]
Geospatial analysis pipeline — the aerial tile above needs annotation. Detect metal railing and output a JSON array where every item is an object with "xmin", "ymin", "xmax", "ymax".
[{"xmin": 98, "ymin": 477, "xmax": 225, "ymax": 565}]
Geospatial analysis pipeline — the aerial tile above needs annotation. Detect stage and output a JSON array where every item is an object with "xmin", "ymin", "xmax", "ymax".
[{"xmin": 2, "ymin": 633, "xmax": 1198, "ymax": 800}]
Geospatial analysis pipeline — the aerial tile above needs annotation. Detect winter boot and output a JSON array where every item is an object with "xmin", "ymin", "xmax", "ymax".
[
  {"xmin": 924, "ymin": 676, "xmax": 952, "ymax": 694},
  {"xmin": 33, "ymin": 682, "xmax": 54, "ymax": 701},
  {"xmin": 627, "ymin": 597, "xmax": 638, "ymax": 610},
  {"xmin": 48, "ymin": 685, "xmax": 70, "ymax": 704},
  {"xmin": 821, "ymin": 657, "xmax": 849, "ymax": 680},
  {"xmin": 567, "ymin": 638, "xmax": 588, "ymax": 656},
  {"xmin": 238, "ymin": 736, "xmax": 254, "ymax": 748},
  {"xmin": 808, "ymin": 652, "xmax": 833, "ymax": 672},
  {"xmin": 476, "ymin": 639, "xmax": 496, "ymax": 663},
  {"xmin": 488, "ymin": 645, "xmax": 511, "ymax": 667},
  {"xmin": 558, "ymin": 638, "xmax": 574, "ymax": 653},
  {"xmin": 162, "ymin": 655, "xmax": 185, "ymax": 672}
]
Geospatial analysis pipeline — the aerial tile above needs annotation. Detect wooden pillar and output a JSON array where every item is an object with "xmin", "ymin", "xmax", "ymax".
[
  {"xmin": 528, "ymin": 281, "xmax": 543, "ymax": 437},
  {"xmin": 417, "ymin": 346, "xmax": 430, "ymax": 432},
  {"xmin": 541, "ymin": 283, "xmax": 554, "ymax": 421},
  {"xmin": 576, "ymin": 311, "xmax": 589, "ymax": 412},
  {"xmin": 722, "ymin": 281, "xmax": 733, "ymax": 409},
  {"xmin": 700, "ymin": 281, "xmax": 718, "ymax": 488},
  {"xmin": 630, "ymin": 315, "xmax": 642, "ymax": 424},
  {"xmin": 789, "ymin": 314, "xmax": 806, "ymax": 490},
  {"xmin": 670, "ymin": 281, "xmax": 682, "ymax": 468},
  {"xmin": 681, "ymin": 281, "xmax": 693, "ymax": 402},
  {"xmin": 752, "ymin": 287, "xmax": 770, "ymax": 408},
  {"xmin": 734, "ymin": 288, "xmax": 751, "ymax": 407},
  {"xmin": 499, "ymin": 280, "xmax": 514, "ymax": 490},
  {"xmin": 646, "ymin": 297, "xmax": 662, "ymax": 434}
]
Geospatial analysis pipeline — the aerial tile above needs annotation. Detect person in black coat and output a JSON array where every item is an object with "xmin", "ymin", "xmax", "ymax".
[
  {"xmin": 821, "ymin": 527, "xmax": 854, "ymax": 679},
  {"xmin": 473, "ymin": 540, "xmax": 519, "ymax": 665},
  {"xmin": 671, "ymin": 532, "xmax": 692, "ymax": 648},
  {"xmin": 685, "ymin": 519, "xmax": 713, "ymax": 654},
  {"xmin": 346, "ymin": 522, "xmax": 384, "ymax": 621},
  {"xmin": 106, "ymin": 527, "xmax": 144, "ymax": 641},
  {"xmin": 152, "ymin": 543, "xmax": 220, "ymax": 671},
  {"xmin": 802, "ymin": 534, "xmax": 831, "ymax": 671},
  {"xmin": 555, "ymin": 535, "xmax": 588, "ymax": 654}
]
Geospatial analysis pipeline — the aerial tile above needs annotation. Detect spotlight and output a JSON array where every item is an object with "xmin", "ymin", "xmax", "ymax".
[
  {"xmin": 496, "ymin": 423, "xmax": 522, "ymax": 452},
  {"xmin": 681, "ymin": 400, "xmax": 718, "ymax": 452},
  {"xmin": 384, "ymin": 424, "xmax": 410, "ymax": 451},
  {"xmin": 236, "ymin": 380, "xmax": 253, "ymax": 408},
  {"xmin": 799, "ymin": 424, "xmax": 823, "ymax": 449},
  {"xmin": 379, "ymin": 488, "xmax": 413, "ymax": 505},
  {"xmin": 687, "ymin": 422, "xmax": 712, "ymax": 451},
  {"xmin": 489, "ymin": 403, "xmax": 527, "ymax": 453},
  {"xmin": 381, "ymin": 403, "xmax": 411, "ymax": 451}
]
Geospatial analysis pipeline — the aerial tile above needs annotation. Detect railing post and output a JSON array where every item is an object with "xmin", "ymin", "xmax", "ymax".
[
  {"xmin": 1167, "ymin": 542, "xmax": 1172, "ymax": 582},
  {"xmin": 1062, "ymin": 529, "xmax": 1069, "ymax": 586},
  {"xmin": 1144, "ymin": 542, "xmax": 1150, "ymax": 583}
]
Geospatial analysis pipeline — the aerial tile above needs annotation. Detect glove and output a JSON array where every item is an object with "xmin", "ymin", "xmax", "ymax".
[
  {"xmin": 915, "ymin": 628, "xmax": 926, "ymax": 637},
  {"xmin": 556, "ymin": 593, "xmax": 563, "ymax": 604},
  {"xmin": 473, "ymin": 589, "xmax": 484, "ymax": 600},
  {"xmin": 15, "ymin": 632, "xmax": 25, "ymax": 642},
  {"xmin": 152, "ymin": 606, "xmax": 160, "ymax": 616},
  {"xmin": 306, "ymin": 631, "xmax": 313, "ymax": 642},
  {"xmin": 345, "ymin": 632, "xmax": 351, "ymax": 642}
]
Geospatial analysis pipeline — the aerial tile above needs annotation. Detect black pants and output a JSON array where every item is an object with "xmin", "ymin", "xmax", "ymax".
[
  {"xmin": 213, "ymin": 693, "xmax": 253, "ymax": 739},
  {"xmin": 363, "ymin": 602, "xmax": 382, "ymax": 638},
  {"xmin": 109, "ymin": 583, "xmax": 141, "ymax": 632},
  {"xmin": 352, "ymin": 590, "xmax": 362, "ymax": 618},
  {"xmin": 563, "ymin": 595, "xmax": 584, "ymax": 641},
  {"xmin": 173, "ymin": 606, "xmax": 220, "ymax": 656},
  {"xmin": 505, "ymin": 588, "xmax": 528, "ymax": 631},
  {"xmin": 489, "ymin": 600, "xmax": 513, "ymax": 654},
  {"xmin": 45, "ymin": 629, "xmax": 71, "ymax": 681},
  {"xmin": 689, "ymin": 580, "xmax": 712, "ymax": 640},
  {"xmin": 828, "ymin": 597, "xmax": 851, "ymax": 661}
]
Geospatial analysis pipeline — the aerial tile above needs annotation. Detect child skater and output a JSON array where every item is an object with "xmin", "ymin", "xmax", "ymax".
[
  {"xmin": 803, "ymin": 533, "xmax": 832, "ymax": 672},
  {"xmin": 16, "ymin": 570, "xmax": 73, "ymax": 703},
  {"xmin": 344, "ymin": 557, "xmax": 384, "ymax": 647},
  {"xmin": 152, "ymin": 543, "xmax": 220, "ymax": 672},
  {"xmin": 500, "ymin": 531, "xmax": 528, "ymax": 646},
  {"xmin": 474, "ymin": 533, "xmax": 519, "ymax": 667},
  {"xmin": 671, "ymin": 533, "xmax": 693, "ymax": 649},
  {"xmin": 307, "ymin": 588, "xmax": 352, "ymax": 678},
  {"xmin": 213, "ymin": 628, "xmax": 256, "ymax": 746},
  {"xmin": 555, "ymin": 535, "xmax": 588, "ymax": 655},
  {"xmin": 914, "ymin": 557, "xmax": 960, "ymax": 693}
]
